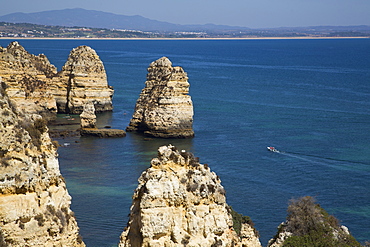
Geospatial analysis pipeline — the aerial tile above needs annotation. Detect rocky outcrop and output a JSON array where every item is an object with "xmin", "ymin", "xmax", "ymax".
[
  {"xmin": 267, "ymin": 196, "xmax": 361, "ymax": 247},
  {"xmin": 119, "ymin": 145, "xmax": 261, "ymax": 247},
  {"xmin": 0, "ymin": 41, "xmax": 58, "ymax": 121},
  {"xmin": 0, "ymin": 41, "xmax": 113, "ymax": 119},
  {"xmin": 0, "ymin": 82, "xmax": 85, "ymax": 246},
  {"xmin": 53, "ymin": 45, "xmax": 114, "ymax": 114},
  {"xmin": 80, "ymin": 101, "xmax": 97, "ymax": 129},
  {"xmin": 80, "ymin": 102, "xmax": 126, "ymax": 138},
  {"xmin": 126, "ymin": 57, "xmax": 194, "ymax": 138}
]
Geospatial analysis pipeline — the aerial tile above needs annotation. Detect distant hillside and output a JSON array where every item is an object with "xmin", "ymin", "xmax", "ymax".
[
  {"xmin": 0, "ymin": 8, "xmax": 249, "ymax": 32},
  {"xmin": 1, "ymin": 9, "xmax": 369, "ymax": 38}
]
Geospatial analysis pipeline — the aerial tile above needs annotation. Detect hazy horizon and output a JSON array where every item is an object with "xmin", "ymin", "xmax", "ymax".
[{"xmin": 1, "ymin": 0, "xmax": 370, "ymax": 29}]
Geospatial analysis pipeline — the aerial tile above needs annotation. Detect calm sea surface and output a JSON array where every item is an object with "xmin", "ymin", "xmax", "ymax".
[{"xmin": 2, "ymin": 38, "xmax": 369, "ymax": 246}]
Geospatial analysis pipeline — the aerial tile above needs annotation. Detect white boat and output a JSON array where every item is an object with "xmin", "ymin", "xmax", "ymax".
[{"xmin": 267, "ymin": 146, "xmax": 280, "ymax": 153}]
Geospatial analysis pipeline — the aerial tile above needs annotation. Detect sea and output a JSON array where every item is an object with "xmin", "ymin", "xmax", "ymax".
[{"xmin": 1, "ymin": 38, "xmax": 369, "ymax": 246}]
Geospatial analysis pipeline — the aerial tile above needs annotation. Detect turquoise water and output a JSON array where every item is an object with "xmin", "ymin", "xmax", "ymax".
[{"xmin": 2, "ymin": 39, "xmax": 370, "ymax": 246}]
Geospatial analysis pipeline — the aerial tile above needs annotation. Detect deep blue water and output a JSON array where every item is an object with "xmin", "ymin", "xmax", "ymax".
[{"xmin": 2, "ymin": 38, "xmax": 370, "ymax": 246}]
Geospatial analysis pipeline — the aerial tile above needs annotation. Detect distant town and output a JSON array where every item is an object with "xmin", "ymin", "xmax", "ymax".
[{"xmin": 1, "ymin": 22, "xmax": 370, "ymax": 39}]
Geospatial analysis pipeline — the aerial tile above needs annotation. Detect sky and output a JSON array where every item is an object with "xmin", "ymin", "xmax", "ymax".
[{"xmin": 1, "ymin": 0, "xmax": 370, "ymax": 28}]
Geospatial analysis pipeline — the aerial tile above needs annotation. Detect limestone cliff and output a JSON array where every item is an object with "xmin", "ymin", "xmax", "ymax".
[
  {"xmin": 119, "ymin": 145, "xmax": 261, "ymax": 247},
  {"xmin": 126, "ymin": 57, "xmax": 194, "ymax": 138},
  {"xmin": 0, "ymin": 41, "xmax": 113, "ymax": 119},
  {"xmin": 53, "ymin": 45, "xmax": 114, "ymax": 114},
  {"xmin": 0, "ymin": 41, "xmax": 58, "ymax": 121},
  {"xmin": 0, "ymin": 82, "xmax": 85, "ymax": 246}
]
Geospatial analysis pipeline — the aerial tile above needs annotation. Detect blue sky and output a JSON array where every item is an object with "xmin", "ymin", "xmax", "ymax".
[{"xmin": 1, "ymin": 0, "xmax": 369, "ymax": 28}]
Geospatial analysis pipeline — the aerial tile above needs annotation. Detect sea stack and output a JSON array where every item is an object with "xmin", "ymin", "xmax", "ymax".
[
  {"xmin": 79, "ymin": 101, "xmax": 126, "ymax": 138},
  {"xmin": 0, "ymin": 83, "xmax": 85, "ymax": 246},
  {"xmin": 80, "ymin": 101, "xmax": 97, "ymax": 129},
  {"xmin": 126, "ymin": 57, "xmax": 194, "ymax": 138},
  {"xmin": 53, "ymin": 45, "xmax": 114, "ymax": 114},
  {"xmin": 119, "ymin": 145, "xmax": 261, "ymax": 247}
]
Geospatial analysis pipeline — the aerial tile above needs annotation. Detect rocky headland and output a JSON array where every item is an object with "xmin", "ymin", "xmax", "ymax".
[
  {"xmin": 0, "ymin": 41, "xmax": 113, "ymax": 120},
  {"xmin": 267, "ymin": 196, "xmax": 362, "ymax": 247},
  {"xmin": 0, "ymin": 80, "xmax": 85, "ymax": 246},
  {"xmin": 119, "ymin": 145, "xmax": 261, "ymax": 247},
  {"xmin": 126, "ymin": 57, "xmax": 194, "ymax": 138}
]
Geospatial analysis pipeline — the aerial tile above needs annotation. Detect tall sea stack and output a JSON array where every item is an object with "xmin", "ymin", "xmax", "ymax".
[
  {"xmin": 53, "ymin": 45, "xmax": 114, "ymax": 114},
  {"xmin": 126, "ymin": 57, "xmax": 194, "ymax": 138},
  {"xmin": 119, "ymin": 145, "xmax": 261, "ymax": 247}
]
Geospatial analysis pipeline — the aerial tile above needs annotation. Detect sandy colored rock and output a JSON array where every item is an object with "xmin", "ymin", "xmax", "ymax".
[
  {"xmin": 0, "ymin": 41, "xmax": 114, "ymax": 119},
  {"xmin": 79, "ymin": 101, "xmax": 125, "ymax": 137},
  {"xmin": 0, "ymin": 82, "xmax": 85, "ymax": 246},
  {"xmin": 126, "ymin": 57, "xmax": 194, "ymax": 138},
  {"xmin": 119, "ymin": 145, "xmax": 261, "ymax": 247},
  {"xmin": 80, "ymin": 101, "xmax": 97, "ymax": 129},
  {"xmin": 0, "ymin": 41, "xmax": 58, "ymax": 120},
  {"xmin": 54, "ymin": 45, "xmax": 114, "ymax": 114}
]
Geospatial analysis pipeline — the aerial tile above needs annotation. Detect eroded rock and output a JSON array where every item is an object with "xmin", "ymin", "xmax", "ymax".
[
  {"xmin": 80, "ymin": 101, "xmax": 97, "ymax": 129},
  {"xmin": 0, "ymin": 41, "xmax": 114, "ymax": 119},
  {"xmin": 119, "ymin": 145, "xmax": 261, "ymax": 247},
  {"xmin": 79, "ymin": 101, "xmax": 126, "ymax": 137},
  {"xmin": 0, "ymin": 82, "xmax": 85, "ymax": 246},
  {"xmin": 54, "ymin": 45, "xmax": 114, "ymax": 114},
  {"xmin": 126, "ymin": 57, "xmax": 194, "ymax": 138},
  {"xmin": 0, "ymin": 41, "xmax": 58, "ymax": 120}
]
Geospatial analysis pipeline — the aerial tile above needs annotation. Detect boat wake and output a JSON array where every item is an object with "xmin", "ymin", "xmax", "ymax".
[{"xmin": 267, "ymin": 146, "xmax": 369, "ymax": 166}]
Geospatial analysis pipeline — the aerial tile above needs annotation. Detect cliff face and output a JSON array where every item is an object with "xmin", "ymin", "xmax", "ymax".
[
  {"xmin": 119, "ymin": 145, "xmax": 261, "ymax": 247},
  {"xmin": 0, "ymin": 41, "xmax": 113, "ymax": 118},
  {"xmin": 0, "ymin": 82, "xmax": 85, "ymax": 246},
  {"xmin": 0, "ymin": 41, "xmax": 58, "ymax": 121},
  {"xmin": 126, "ymin": 57, "xmax": 194, "ymax": 138},
  {"xmin": 53, "ymin": 45, "xmax": 114, "ymax": 114}
]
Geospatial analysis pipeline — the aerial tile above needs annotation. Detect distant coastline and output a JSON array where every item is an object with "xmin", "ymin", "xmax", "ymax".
[{"xmin": 1, "ymin": 36, "xmax": 369, "ymax": 41}]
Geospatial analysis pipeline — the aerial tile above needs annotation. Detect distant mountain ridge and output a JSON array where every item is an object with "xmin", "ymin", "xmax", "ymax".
[
  {"xmin": 1, "ymin": 8, "xmax": 369, "ymax": 36},
  {"xmin": 0, "ymin": 8, "xmax": 249, "ymax": 32}
]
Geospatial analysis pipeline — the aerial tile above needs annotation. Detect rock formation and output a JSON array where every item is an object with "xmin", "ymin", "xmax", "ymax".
[
  {"xmin": 126, "ymin": 57, "xmax": 194, "ymax": 138},
  {"xmin": 0, "ymin": 82, "xmax": 85, "ymax": 246},
  {"xmin": 0, "ymin": 41, "xmax": 113, "ymax": 119},
  {"xmin": 0, "ymin": 41, "xmax": 58, "ymax": 121},
  {"xmin": 119, "ymin": 145, "xmax": 261, "ymax": 247},
  {"xmin": 80, "ymin": 101, "xmax": 97, "ymax": 129},
  {"xmin": 53, "ymin": 45, "xmax": 114, "ymax": 114},
  {"xmin": 267, "ymin": 196, "xmax": 361, "ymax": 247},
  {"xmin": 79, "ymin": 101, "xmax": 126, "ymax": 138}
]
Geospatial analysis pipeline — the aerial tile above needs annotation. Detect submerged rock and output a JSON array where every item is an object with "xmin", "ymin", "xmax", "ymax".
[
  {"xmin": 0, "ymin": 82, "xmax": 85, "ymax": 246},
  {"xmin": 119, "ymin": 145, "xmax": 261, "ymax": 247},
  {"xmin": 126, "ymin": 57, "xmax": 194, "ymax": 138}
]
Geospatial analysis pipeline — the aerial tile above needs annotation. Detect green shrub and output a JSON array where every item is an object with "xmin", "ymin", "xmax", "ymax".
[
  {"xmin": 281, "ymin": 196, "xmax": 362, "ymax": 247},
  {"xmin": 23, "ymin": 118, "xmax": 47, "ymax": 149},
  {"xmin": 228, "ymin": 206, "xmax": 258, "ymax": 237}
]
